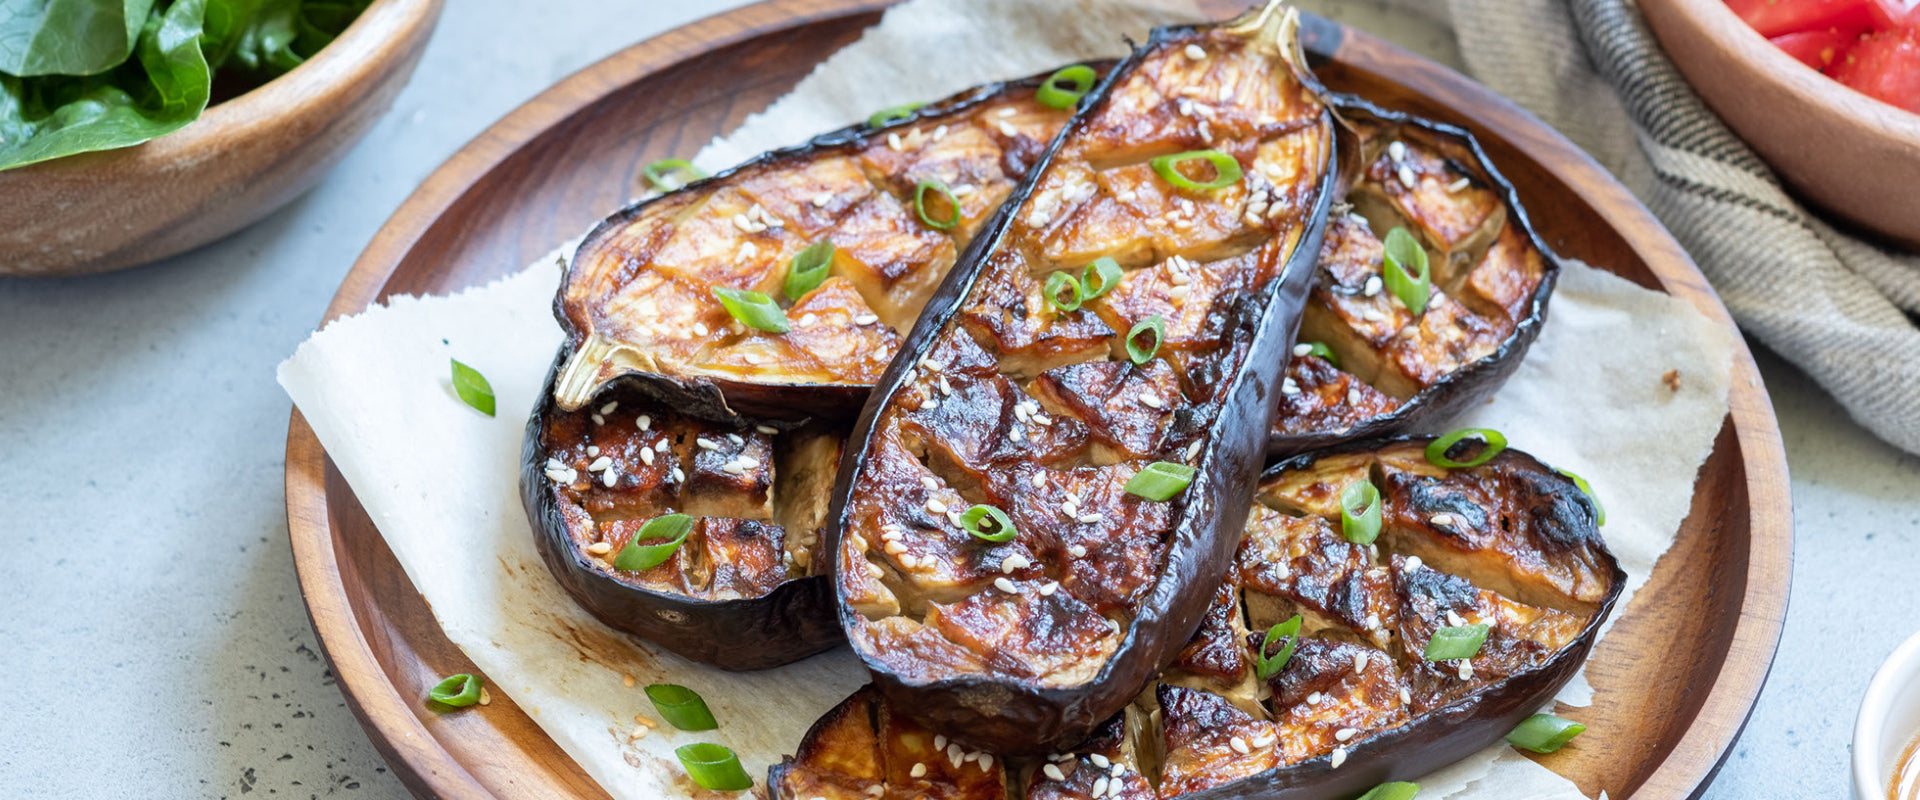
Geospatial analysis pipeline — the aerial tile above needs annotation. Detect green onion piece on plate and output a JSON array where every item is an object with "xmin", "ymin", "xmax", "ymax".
[
  {"xmin": 1340, "ymin": 479, "xmax": 1382, "ymax": 544},
  {"xmin": 1126, "ymin": 315, "xmax": 1166, "ymax": 364},
  {"xmin": 1124, "ymin": 461, "xmax": 1196, "ymax": 501},
  {"xmin": 1149, "ymin": 149, "xmax": 1243, "ymax": 191},
  {"xmin": 1301, "ymin": 341, "xmax": 1338, "ymax": 367},
  {"xmin": 1425, "ymin": 428, "xmax": 1508, "ymax": 469},
  {"xmin": 1081, "ymin": 256, "xmax": 1123, "ymax": 300},
  {"xmin": 1037, "ymin": 64, "xmax": 1098, "ymax": 109},
  {"xmin": 914, "ymin": 178, "xmax": 962, "ymax": 230},
  {"xmin": 1424, "ymin": 623, "xmax": 1491, "ymax": 661},
  {"xmin": 1506, "ymin": 713, "xmax": 1587, "ymax": 754},
  {"xmin": 868, "ymin": 102, "xmax": 924, "ymax": 128},
  {"xmin": 675, "ymin": 743, "xmax": 754, "ymax": 792},
  {"xmin": 1044, "ymin": 271, "xmax": 1085, "ymax": 312},
  {"xmin": 712, "ymin": 287, "xmax": 790, "ymax": 333},
  {"xmin": 642, "ymin": 158, "xmax": 707, "ymax": 192},
  {"xmin": 959, "ymin": 504, "xmax": 1017, "ymax": 543},
  {"xmin": 1356, "ymin": 782, "xmax": 1421, "ymax": 800},
  {"xmin": 645, "ymin": 684, "xmax": 719, "ymax": 731},
  {"xmin": 784, "ymin": 241, "xmax": 835, "ymax": 301},
  {"xmin": 427, "ymin": 673, "xmax": 483, "ymax": 708},
  {"xmin": 450, "ymin": 359, "xmax": 495, "ymax": 417},
  {"xmin": 1253, "ymin": 614, "xmax": 1303, "ymax": 680},
  {"xmin": 612, "ymin": 514, "xmax": 695, "ymax": 572},
  {"xmin": 1382, "ymin": 226, "xmax": 1431, "ymax": 315},
  {"xmin": 1555, "ymin": 468, "xmax": 1606, "ymax": 526}
]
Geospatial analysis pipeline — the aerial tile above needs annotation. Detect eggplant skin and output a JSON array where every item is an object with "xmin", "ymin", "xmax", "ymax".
[
  {"xmin": 1266, "ymin": 97, "xmax": 1560, "ymax": 457},
  {"xmin": 520, "ymin": 352, "xmax": 841, "ymax": 670},
  {"xmin": 826, "ymin": 7, "xmax": 1338, "ymax": 755}
]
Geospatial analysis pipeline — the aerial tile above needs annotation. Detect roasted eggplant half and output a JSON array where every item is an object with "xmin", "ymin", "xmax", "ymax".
[
  {"xmin": 774, "ymin": 436, "xmax": 1623, "ymax": 798},
  {"xmin": 549, "ymin": 69, "xmax": 1084, "ymax": 420},
  {"xmin": 1269, "ymin": 99, "xmax": 1557, "ymax": 455},
  {"xmin": 826, "ymin": 4, "xmax": 1337, "ymax": 753}
]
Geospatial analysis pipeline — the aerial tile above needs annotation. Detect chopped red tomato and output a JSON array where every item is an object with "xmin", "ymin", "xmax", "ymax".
[
  {"xmin": 1829, "ymin": 29, "xmax": 1920, "ymax": 112},
  {"xmin": 1727, "ymin": 0, "xmax": 1875, "ymax": 37},
  {"xmin": 1771, "ymin": 27, "xmax": 1863, "ymax": 67}
]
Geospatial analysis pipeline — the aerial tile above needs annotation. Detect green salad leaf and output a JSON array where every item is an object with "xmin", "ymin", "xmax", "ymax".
[{"xmin": 0, "ymin": 0, "xmax": 158, "ymax": 76}]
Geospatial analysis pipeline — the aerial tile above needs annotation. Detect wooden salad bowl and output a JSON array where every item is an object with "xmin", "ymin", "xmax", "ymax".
[
  {"xmin": 284, "ymin": 1, "xmax": 1793, "ymax": 798},
  {"xmin": 0, "ymin": 0, "xmax": 444, "ymax": 277},
  {"xmin": 1643, "ymin": 0, "xmax": 1920, "ymax": 249}
]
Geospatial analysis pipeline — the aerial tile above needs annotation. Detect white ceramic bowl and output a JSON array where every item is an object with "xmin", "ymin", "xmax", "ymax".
[{"xmin": 1855, "ymin": 628, "xmax": 1920, "ymax": 798}]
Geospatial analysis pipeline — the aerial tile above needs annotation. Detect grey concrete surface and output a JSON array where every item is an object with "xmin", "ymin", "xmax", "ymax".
[{"xmin": 0, "ymin": 1, "xmax": 1911, "ymax": 798}]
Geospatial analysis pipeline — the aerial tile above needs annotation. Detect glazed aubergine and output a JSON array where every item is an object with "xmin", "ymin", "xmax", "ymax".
[
  {"xmin": 772, "ymin": 436, "xmax": 1623, "ymax": 799},
  {"xmin": 548, "ymin": 69, "xmax": 1086, "ymax": 419},
  {"xmin": 1270, "ymin": 100, "xmax": 1556, "ymax": 455},
  {"xmin": 827, "ymin": 5, "xmax": 1337, "ymax": 753}
]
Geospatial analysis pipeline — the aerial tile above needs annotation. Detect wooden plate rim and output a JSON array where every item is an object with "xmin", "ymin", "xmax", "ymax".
[{"xmin": 283, "ymin": 2, "xmax": 1792, "ymax": 798}]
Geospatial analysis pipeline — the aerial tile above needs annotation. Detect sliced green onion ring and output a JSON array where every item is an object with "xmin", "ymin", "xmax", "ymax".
[
  {"xmin": 1149, "ymin": 149, "xmax": 1243, "ymax": 191},
  {"xmin": 1081, "ymin": 256, "xmax": 1123, "ymax": 300},
  {"xmin": 1506, "ymin": 713, "xmax": 1587, "ymax": 754},
  {"xmin": 1340, "ymin": 479, "xmax": 1382, "ymax": 545},
  {"xmin": 712, "ymin": 287, "xmax": 791, "ymax": 333},
  {"xmin": 1125, "ymin": 315, "xmax": 1166, "ymax": 365},
  {"xmin": 675, "ymin": 743, "xmax": 754, "ymax": 792},
  {"xmin": 1253, "ymin": 615, "xmax": 1303, "ymax": 680},
  {"xmin": 867, "ymin": 102, "xmax": 924, "ymax": 128},
  {"xmin": 645, "ymin": 684, "xmax": 719, "ymax": 731},
  {"xmin": 1424, "ymin": 622, "xmax": 1491, "ymax": 661},
  {"xmin": 1356, "ymin": 782, "xmax": 1422, "ymax": 800},
  {"xmin": 1382, "ymin": 226, "xmax": 1432, "ymax": 315},
  {"xmin": 1555, "ymin": 468, "xmax": 1606, "ymax": 526},
  {"xmin": 1044, "ymin": 271, "xmax": 1085, "ymax": 312},
  {"xmin": 427, "ymin": 673, "xmax": 483, "ymax": 708},
  {"xmin": 612, "ymin": 514, "xmax": 695, "ymax": 572},
  {"xmin": 1302, "ymin": 341, "xmax": 1338, "ymax": 367},
  {"xmin": 784, "ymin": 241, "xmax": 835, "ymax": 301},
  {"xmin": 1037, "ymin": 64, "xmax": 1098, "ymax": 109},
  {"xmin": 914, "ymin": 178, "xmax": 961, "ymax": 230},
  {"xmin": 1124, "ymin": 461, "xmax": 1196, "ymax": 501},
  {"xmin": 642, "ymin": 158, "xmax": 707, "ymax": 192},
  {"xmin": 1425, "ymin": 428, "xmax": 1508, "ymax": 469},
  {"xmin": 450, "ymin": 359, "xmax": 495, "ymax": 417},
  {"xmin": 959, "ymin": 504, "xmax": 1016, "ymax": 543}
]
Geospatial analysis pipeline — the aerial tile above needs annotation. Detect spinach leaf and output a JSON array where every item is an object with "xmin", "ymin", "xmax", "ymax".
[{"xmin": 0, "ymin": 0, "xmax": 158, "ymax": 76}]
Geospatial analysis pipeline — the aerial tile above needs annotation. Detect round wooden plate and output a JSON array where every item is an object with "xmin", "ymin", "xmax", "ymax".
[{"xmin": 284, "ymin": 1, "xmax": 1792, "ymax": 798}]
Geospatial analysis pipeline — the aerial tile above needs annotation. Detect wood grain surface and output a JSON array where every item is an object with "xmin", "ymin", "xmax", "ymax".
[{"xmin": 283, "ymin": 2, "xmax": 1792, "ymax": 798}]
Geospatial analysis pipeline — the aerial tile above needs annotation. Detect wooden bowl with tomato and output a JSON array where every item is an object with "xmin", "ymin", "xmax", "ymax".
[{"xmin": 1643, "ymin": 0, "xmax": 1920, "ymax": 249}]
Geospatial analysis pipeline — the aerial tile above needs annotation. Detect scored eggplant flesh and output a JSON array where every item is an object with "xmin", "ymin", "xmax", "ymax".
[
  {"xmin": 830, "ymin": 3, "xmax": 1336, "ymax": 754},
  {"xmin": 774, "ymin": 437, "xmax": 1622, "ymax": 799},
  {"xmin": 1270, "ymin": 102, "xmax": 1556, "ymax": 455},
  {"xmin": 549, "ymin": 72, "xmax": 1082, "ymax": 419}
]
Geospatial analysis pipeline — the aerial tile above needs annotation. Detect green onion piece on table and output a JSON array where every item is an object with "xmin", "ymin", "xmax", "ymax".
[
  {"xmin": 1126, "ymin": 315, "xmax": 1166, "ymax": 364},
  {"xmin": 784, "ymin": 241, "xmax": 835, "ymax": 301},
  {"xmin": 1340, "ymin": 480, "xmax": 1382, "ymax": 545},
  {"xmin": 1555, "ymin": 468, "xmax": 1606, "ymax": 526},
  {"xmin": 675, "ymin": 743, "xmax": 754, "ymax": 791},
  {"xmin": 959, "ymin": 505, "xmax": 1017, "ymax": 543},
  {"xmin": 712, "ymin": 287, "xmax": 790, "ymax": 333},
  {"xmin": 868, "ymin": 102, "xmax": 924, "ymax": 128},
  {"xmin": 1506, "ymin": 713, "xmax": 1587, "ymax": 754},
  {"xmin": 1149, "ymin": 149, "xmax": 1243, "ymax": 191},
  {"xmin": 1382, "ymin": 227, "xmax": 1431, "ymax": 315},
  {"xmin": 1424, "ymin": 623, "xmax": 1491, "ymax": 661},
  {"xmin": 1356, "ymin": 782, "xmax": 1421, "ymax": 800},
  {"xmin": 914, "ymin": 179, "xmax": 961, "ymax": 230},
  {"xmin": 1124, "ymin": 461, "xmax": 1196, "ymax": 501},
  {"xmin": 642, "ymin": 158, "xmax": 707, "ymax": 192},
  {"xmin": 612, "ymin": 514, "xmax": 695, "ymax": 572},
  {"xmin": 1253, "ymin": 615, "xmax": 1304, "ymax": 679},
  {"xmin": 1425, "ymin": 428, "xmax": 1508, "ymax": 468},
  {"xmin": 450, "ymin": 359, "xmax": 495, "ymax": 417},
  {"xmin": 1037, "ymin": 64, "xmax": 1098, "ymax": 109},
  {"xmin": 1044, "ymin": 271, "xmax": 1085, "ymax": 312},
  {"xmin": 1081, "ymin": 256, "xmax": 1123, "ymax": 300},
  {"xmin": 645, "ymin": 684, "xmax": 719, "ymax": 731},
  {"xmin": 427, "ymin": 673, "xmax": 483, "ymax": 708}
]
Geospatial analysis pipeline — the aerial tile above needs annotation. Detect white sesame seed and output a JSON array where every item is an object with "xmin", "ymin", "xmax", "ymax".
[
  {"xmin": 1069, "ymin": 544, "xmax": 1087, "ymax": 558},
  {"xmin": 732, "ymin": 213, "xmax": 758, "ymax": 233},
  {"xmin": 585, "ymin": 446, "xmax": 601, "ymax": 458},
  {"xmin": 865, "ymin": 562, "xmax": 884, "ymax": 579},
  {"xmin": 854, "ymin": 314, "xmax": 879, "ymax": 326},
  {"xmin": 1281, "ymin": 377, "xmax": 1301, "ymax": 396},
  {"xmin": 1307, "ymin": 692, "xmax": 1323, "ymax": 705},
  {"xmin": 656, "ymin": 440, "xmax": 670, "ymax": 452},
  {"xmin": 978, "ymin": 754, "xmax": 994, "ymax": 772},
  {"xmin": 997, "ymin": 107, "xmax": 1018, "ymax": 118},
  {"xmin": 728, "ymin": 434, "xmax": 744, "ymax": 446},
  {"xmin": 1009, "ymin": 427, "xmax": 1025, "ymax": 443},
  {"xmin": 695, "ymin": 438, "xmax": 718, "ymax": 450},
  {"xmin": 1388, "ymin": 140, "xmax": 1407, "ymax": 163},
  {"xmin": 947, "ymin": 744, "xmax": 965, "ymax": 766},
  {"xmin": 1043, "ymin": 764, "xmax": 1066, "ymax": 782},
  {"xmin": 1430, "ymin": 513, "xmax": 1454, "ymax": 526},
  {"xmin": 737, "ymin": 456, "xmax": 761, "ymax": 469},
  {"xmin": 721, "ymin": 462, "xmax": 744, "ymax": 475},
  {"xmin": 1293, "ymin": 343, "xmax": 1313, "ymax": 357},
  {"xmin": 1139, "ymin": 394, "xmax": 1163, "ymax": 409},
  {"xmin": 921, "ymin": 476, "xmax": 939, "ymax": 490},
  {"xmin": 926, "ymin": 499, "xmax": 947, "ymax": 514},
  {"xmin": 939, "ymin": 376, "xmax": 954, "ymax": 396},
  {"xmin": 602, "ymin": 469, "xmax": 618, "ymax": 488},
  {"xmin": 1447, "ymin": 610, "xmax": 1467, "ymax": 627},
  {"xmin": 934, "ymin": 734, "xmax": 948, "ymax": 750},
  {"xmin": 867, "ymin": 787, "xmax": 884, "ymax": 798},
  {"xmin": 1405, "ymin": 556, "xmax": 1423, "ymax": 572},
  {"xmin": 1229, "ymin": 736, "xmax": 1250, "ymax": 755},
  {"xmin": 1400, "ymin": 687, "xmax": 1413, "ymax": 704},
  {"xmin": 921, "ymin": 399, "xmax": 939, "ymax": 411},
  {"xmin": 1347, "ymin": 387, "xmax": 1362, "ymax": 406},
  {"xmin": 1363, "ymin": 275, "xmax": 1383, "ymax": 297},
  {"xmin": 692, "ymin": 322, "xmax": 709, "ymax": 336},
  {"xmin": 811, "ymin": 192, "xmax": 833, "ymax": 207},
  {"xmin": 1186, "ymin": 441, "xmax": 1202, "ymax": 460},
  {"xmin": 910, "ymin": 762, "xmax": 927, "ymax": 778},
  {"xmin": 1458, "ymin": 661, "xmax": 1474, "ymax": 680},
  {"xmin": 636, "ymin": 414, "xmax": 652, "ymax": 431},
  {"xmin": 1031, "ymin": 472, "xmax": 1047, "ymax": 488},
  {"xmin": 887, "ymin": 132, "xmax": 903, "ymax": 151},
  {"xmin": 1365, "ymin": 613, "xmax": 1381, "ymax": 630},
  {"xmin": 1002, "ymin": 554, "xmax": 1030, "ymax": 573},
  {"xmin": 586, "ymin": 456, "xmax": 613, "ymax": 472},
  {"xmin": 994, "ymin": 577, "xmax": 1019, "ymax": 594},
  {"xmin": 1252, "ymin": 732, "xmax": 1276, "ymax": 748},
  {"xmin": 670, "ymin": 467, "xmax": 685, "ymax": 482},
  {"xmin": 546, "ymin": 468, "xmax": 576, "ymax": 484},
  {"xmin": 1331, "ymin": 747, "xmax": 1348, "ymax": 768},
  {"xmin": 1447, "ymin": 177, "xmax": 1472, "ymax": 193},
  {"xmin": 1334, "ymin": 727, "xmax": 1359, "ymax": 742},
  {"xmin": 1184, "ymin": 43, "xmax": 1207, "ymax": 60},
  {"xmin": 1040, "ymin": 583, "xmax": 1058, "ymax": 596},
  {"xmin": 591, "ymin": 414, "xmax": 605, "ymax": 426},
  {"xmin": 600, "ymin": 401, "xmax": 619, "ymax": 415},
  {"xmin": 998, "ymin": 120, "xmax": 1019, "ymax": 137},
  {"xmin": 1110, "ymin": 764, "xmax": 1124, "ymax": 778},
  {"xmin": 799, "ymin": 313, "xmax": 819, "ymax": 326},
  {"xmin": 1092, "ymin": 778, "xmax": 1109, "ymax": 798},
  {"xmin": 1397, "ymin": 165, "xmax": 1417, "ymax": 188},
  {"xmin": 756, "ymin": 424, "xmax": 777, "ymax": 435},
  {"xmin": 919, "ymin": 357, "xmax": 938, "ymax": 370},
  {"xmin": 640, "ymin": 448, "xmax": 655, "ymax": 466},
  {"xmin": 544, "ymin": 457, "xmax": 565, "ymax": 470},
  {"xmin": 1078, "ymin": 513, "xmax": 1101, "ymax": 524},
  {"xmin": 587, "ymin": 541, "xmax": 612, "ymax": 555}
]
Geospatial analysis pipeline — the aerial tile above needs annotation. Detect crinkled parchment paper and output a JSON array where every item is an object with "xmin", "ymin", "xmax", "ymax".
[{"xmin": 278, "ymin": 1, "xmax": 1733, "ymax": 797}]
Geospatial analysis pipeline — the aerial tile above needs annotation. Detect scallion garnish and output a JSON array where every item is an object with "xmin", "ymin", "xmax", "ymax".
[
  {"xmin": 450, "ymin": 359, "xmax": 495, "ymax": 417},
  {"xmin": 612, "ymin": 514, "xmax": 694, "ymax": 572},
  {"xmin": 1506, "ymin": 713, "xmax": 1586, "ymax": 754},
  {"xmin": 868, "ymin": 102, "xmax": 924, "ymax": 128},
  {"xmin": 712, "ymin": 287, "xmax": 791, "ymax": 333},
  {"xmin": 1125, "ymin": 315, "xmax": 1166, "ymax": 364},
  {"xmin": 645, "ymin": 684, "xmax": 719, "ymax": 731},
  {"xmin": 1037, "ymin": 64, "xmax": 1098, "ymax": 109},
  {"xmin": 1253, "ymin": 615, "xmax": 1303, "ymax": 679},
  {"xmin": 1555, "ymin": 468, "xmax": 1606, "ymax": 526},
  {"xmin": 784, "ymin": 241, "xmax": 835, "ymax": 301},
  {"xmin": 1382, "ymin": 226, "xmax": 1431, "ymax": 315},
  {"xmin": 642, "ymin": 158, "xmax": 706, "ymax": 192},
  {"xmin": 1425, "ymin": 428, "xmax": 1508, "ymax": 469},
  {"xmin": 1149, "ymin": 149, "xmax": 1243, "ymax": 191},
  {"xmin": 427, "ymin": 673, "xmax": 483, "ymax": 708},
  {"xmin": 1356, "ymin": 782, "xmax": 1421, "ymax": 800},
  {"xmin": 1340, "ymin": 479, "xmax": 1382, "ymax": 545},
  {"xmin": 914, "ymin": 178, "xmax": 961, "ymax": 230},
  {"xmin": 1125, "ymin": 461, "xmax": 1195, "ymax": 501},
  {"xmin": 1424, "ymin": 623, "xmax": 1490, "ymax": 661},
  {"xmin": 1302, "ymin": 341, "xmax": 1338, "ymax": 367},
  {"xmin": 1044, "ymin": 271, "xmax": 1085, "ymax": 312},
  {"xmin": 959, "ymin": 504, "xmax": 1016, "ymax": 543},
  {"xmin": 1081, "ymin": 256, "xmax": 1123, "ymax": 301},
  {"xmin": 675, "ymin": 743, "xmax": 754, "ymax": 792}
]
